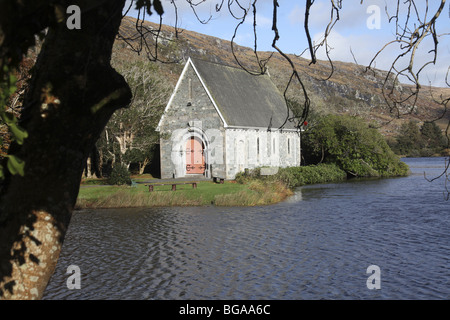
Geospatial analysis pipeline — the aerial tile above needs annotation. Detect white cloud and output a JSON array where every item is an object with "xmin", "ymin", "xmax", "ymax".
[
  {"xmin": 287, "ymin": 2, "xmax": 332, "ymax": 29},
  {"xmin": 254, "ymin": 13, "xmax": 272, "ymax": 28},
  {"xmin": 288, "ymin": 5, "xmax": 303, "ymax": 26},
  {"xmin": 242, "ymin": 13, "xmax": 272, "ymax": 30}
]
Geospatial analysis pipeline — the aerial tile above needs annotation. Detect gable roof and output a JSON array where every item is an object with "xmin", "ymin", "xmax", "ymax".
[
  {"xmin": 190, "ymin": 58, "xmax": 297, "ymax": 130},
  {"xmin": 157, "ymin": 57, "xmax": 298, "ymax": 131}
]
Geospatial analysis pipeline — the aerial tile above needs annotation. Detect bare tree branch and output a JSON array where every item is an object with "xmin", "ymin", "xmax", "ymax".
[{"xmin": 366, "ymin": 0, "xmax": 447, "ymax": 118}]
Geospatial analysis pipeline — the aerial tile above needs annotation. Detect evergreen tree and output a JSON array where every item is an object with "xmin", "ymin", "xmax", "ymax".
[
  {"xmin": 395, "ymin": 121, "xmax": 424, "ymax": 156},
  {"xmin": 421, "ymin": 122, "xmax": 446, "ymax": 151}
]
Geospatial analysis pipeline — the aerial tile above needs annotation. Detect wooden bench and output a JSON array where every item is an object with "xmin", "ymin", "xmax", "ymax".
[{"xmin": 145, "ymin": 182, "xmax": 198, "ymax": 192}]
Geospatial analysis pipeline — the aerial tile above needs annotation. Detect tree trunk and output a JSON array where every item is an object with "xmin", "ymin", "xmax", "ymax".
[
  {"xmin": 98, "ymin": 148, "xmax": 104, "ymax": 178},
  {"xmin": 139, "ymin": 157, "xmax": 150, "ymax": 175},
  {"xmin": 85, "ymin": 157, "xmax": 93, "ymax": 178},
  {"xmin": 91, "ymin": 145, "xmax": 102, "ymax": 178},
  {"xmin": 0, "ymin": 1, "xmax": 131, "ymax": 299},
  {"xmin": 84, "ymin": 146, "xmax": 102, "ymax": 178}
]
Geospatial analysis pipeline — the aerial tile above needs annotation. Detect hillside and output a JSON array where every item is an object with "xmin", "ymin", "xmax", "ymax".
[{"xmin": 115, "ymin": 16, "xmax": 450, "ymax": 138}]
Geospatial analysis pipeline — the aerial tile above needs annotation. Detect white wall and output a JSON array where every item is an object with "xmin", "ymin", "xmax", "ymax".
[{"xmin": 225, "ymin": 128, "xmax": 300, "ymax": 179}]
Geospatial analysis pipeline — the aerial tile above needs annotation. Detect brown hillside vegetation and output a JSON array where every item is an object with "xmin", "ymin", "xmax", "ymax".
[{"xmin": 114, "ymin": 16, "xmax": 450, "ymax": 139}]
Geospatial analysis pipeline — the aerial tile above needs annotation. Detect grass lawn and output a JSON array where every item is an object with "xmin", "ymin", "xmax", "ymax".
[{"xmin": 75, "ymin": 180, "xmax": 291, "ymax": 209}]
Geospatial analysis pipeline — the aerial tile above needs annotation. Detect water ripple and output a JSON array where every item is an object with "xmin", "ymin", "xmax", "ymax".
[{"xmin": 44, "ymin": 158, "xmax": 449, "ymax": 300}]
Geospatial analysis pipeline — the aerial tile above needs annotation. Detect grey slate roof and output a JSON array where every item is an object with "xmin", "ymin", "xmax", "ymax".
[{"xmin": 191, "ymin": 58, "xmax": 297, "ymax": 130}]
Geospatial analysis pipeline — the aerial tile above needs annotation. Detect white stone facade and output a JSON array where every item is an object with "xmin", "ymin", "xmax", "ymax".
[
  {"xmin": 157, "ymin": 58, "xmax": 301, "ymax": 180},
  {"xmin": 224, "ymin": 128, "xmax": 300, "ymax": 179}
]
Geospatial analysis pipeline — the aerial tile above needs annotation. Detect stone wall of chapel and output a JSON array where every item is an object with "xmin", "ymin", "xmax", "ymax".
[
  {"xmin": 159, "ymin": 64, "xmax": 225, "ymax": 179},
  {"xmin": 225, "ymin": 129, "xmax": 300, "ymax": 179}
]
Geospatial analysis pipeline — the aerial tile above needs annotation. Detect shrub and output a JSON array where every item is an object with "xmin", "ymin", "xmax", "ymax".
[
  {"xmin": 235, "ymin": 167, "xmax": 261, "ymax": 184},
  {"xmin": 302, "ymin": 114, "xmax": 409, "ymax": 178},
  {"xmin": 107, "ymin": 164, "xmax": 131, "ymax": 186},
  {"xmin": 236, "ymin": 164, "xmax": 347, "ymax": 189},
  {"xmin": 275, "ymin": 164, "xmax": 347, "ymax": 188}
]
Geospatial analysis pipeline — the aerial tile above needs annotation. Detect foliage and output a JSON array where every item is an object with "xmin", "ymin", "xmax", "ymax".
[
  {"xmin": 301, "ymin": 114, "xmax": 409, "ymax": 178},
  {"xmin": 235, "ymin": 167, "xmax": 261, "ymax": 184},
  {"xmin": 98, "ymin": 58, "xmax": 171, "ymax": 174},
  {"xmin": 390, "ymin": 120, "xmax": 448, "ymax": 157},
  {"xmin": 107, "ymin": 164, "xmax": 132, "ymax": 186},
  {"xmin": 0, "ymin": 66, "xmax": 27, "ymax": 179},
  {"xmin": 275, "ymin": 164, "xmax": 347, "ymax": 188},
  {"xmin": 392, "ymin": 120, "xmax": 424, "ymax": 156},
  {"xmin": 421, "ymin": 122, "xmax": 446, "ymax": 148},
  {"xmin": 236, "ymin": 164, "xmax": 347, "ymax": 189}
]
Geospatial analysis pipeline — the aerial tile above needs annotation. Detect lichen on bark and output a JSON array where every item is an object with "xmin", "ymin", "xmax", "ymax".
[{"xmin": 0, "ymin": 0, "xmax": 132, "ymax": 299}]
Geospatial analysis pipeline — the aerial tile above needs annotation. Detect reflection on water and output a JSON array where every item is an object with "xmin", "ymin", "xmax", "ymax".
[{"xmin": 44, "ymin": 158, "xmax": 449, "ymax": 300}]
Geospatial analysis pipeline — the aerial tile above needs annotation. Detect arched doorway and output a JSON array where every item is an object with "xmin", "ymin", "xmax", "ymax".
[{"xmin": 185, "ymin": 136, "xmax": 206, "ymax": 175}]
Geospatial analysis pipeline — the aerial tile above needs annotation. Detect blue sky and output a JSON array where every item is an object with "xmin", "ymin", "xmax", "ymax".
[{"xmin": 125, "ymin": 0, "xmax": 449, "ymax": 87}]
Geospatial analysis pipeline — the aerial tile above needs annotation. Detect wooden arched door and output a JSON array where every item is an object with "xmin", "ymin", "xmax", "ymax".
[{"xmin": 186, "ymin": 137, "xmax": 206, "ymax": 175}]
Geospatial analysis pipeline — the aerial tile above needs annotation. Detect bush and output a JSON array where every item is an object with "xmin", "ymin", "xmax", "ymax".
[
  {"xmin": 235, "ymin": 167, "xmax": 261, "ymax": 184},
  {"xmin": 107, "ymin": 164, "xmax": 131, "ymax": 186},
  {"xmin": 235, "ymin": 164, "xmax": 347, "ymax": 189},
  {"xmin": 302, "ymin": 114, "xmax": 409, "ymax": 178},
  {"xmin": 275, "ymin": 164, "xmax": 347, "ymax": 188}
]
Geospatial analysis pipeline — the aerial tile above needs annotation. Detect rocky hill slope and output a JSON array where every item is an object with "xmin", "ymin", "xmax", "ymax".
[{"xmin": 115, "ymin": 16, "xmax": 450, "ymax": 138}]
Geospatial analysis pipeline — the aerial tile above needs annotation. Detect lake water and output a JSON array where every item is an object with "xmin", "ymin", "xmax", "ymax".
[{"xmin": 43, "ymin": 157, "xmax": 449, "ymax": 300}]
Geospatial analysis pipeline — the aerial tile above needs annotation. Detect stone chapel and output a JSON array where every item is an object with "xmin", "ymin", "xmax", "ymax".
[{"xmin": 156, "ymin": 57, "xmax": 301, "ymax": 180}]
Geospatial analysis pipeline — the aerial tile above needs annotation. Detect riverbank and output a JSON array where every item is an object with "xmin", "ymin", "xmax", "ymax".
[
  {"xmin": 75, "ymin": 179, "xmax": 293, "ymax": 209},
  {"xmin": 76, "ymin": 161, "xmax": 410, "ymax": 209}
]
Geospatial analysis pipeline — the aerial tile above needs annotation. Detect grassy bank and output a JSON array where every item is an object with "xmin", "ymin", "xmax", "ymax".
[
  {"xmin": 75, "ymin": 164, "xmax": 350, "ymax": 209},
  {"xmin": 77, "ymin": 160, "xmax": 409, "ymax": 209},
  {"xmin": 75, "ymin": 180, "xmax": 292, "ymax": 209}
]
